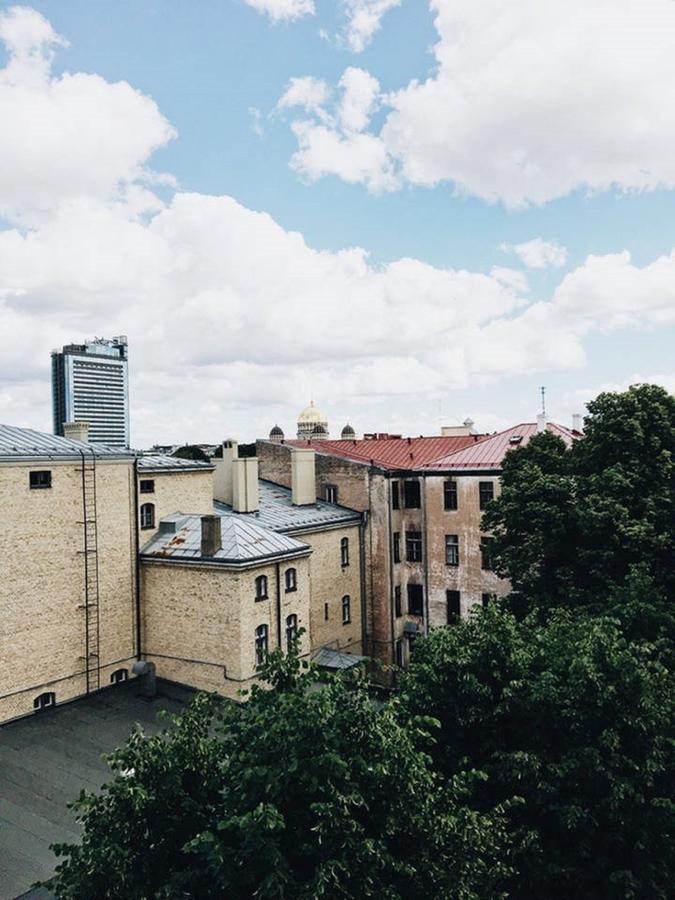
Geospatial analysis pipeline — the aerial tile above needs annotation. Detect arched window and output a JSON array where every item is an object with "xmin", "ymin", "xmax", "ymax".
[
  {"xmin": 255, "ymin": 624, "xmax": 268, "ymax": 666},
  {"xmin": 284, "ymin": 568, "xmax": 297, "ymax": 593},
  {"xmin": 340, "ymin": 536, "xmax": 349, "ymax": 567},
  {"xmin": 33, "ymin": 691, "xmax": 55, "ymax": 711},
  {"xmin": 110, "ymin": 668, "xmax": 128, "ymax": 684},
  {"xmin": 342, "ymin": 595, "xmax": 351, "ymax": 625},
  {"xmin": 140, "ymin": 502, "xmax": 155, "ymax": 530},
  {"xmin": 285, "ymin": 614, "xmax": 298, "ymax": 652},
  {"xmin": 255, "ymin": 575, "xmax": 268, "ymax": 601}
]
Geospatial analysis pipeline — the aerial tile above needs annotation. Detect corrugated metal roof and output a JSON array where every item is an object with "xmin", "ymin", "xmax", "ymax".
[
  {"xmin": 214, "ymin": 479, "xmax": 362, "ymax": 533},
  {"xmin": 422, "ymin": 423, "xmax": 580, "ymax": 471},
  {"xmin": 286, "ymin": 434, "xmax": 484, "ymax": 471},
  {"xmin": 312, "ymin": 647, "xmax": 366, "ymax": 669},
  {"xmin": 138, "ymin": 455, "xmax": 214, "ymax": 472},
  {"xmin": 0, "ymin": 423, "xmax": 134, "ymax": 460},
  {"xmin": 141, "ymin": 512, "xmax": 310, "ymax": 565}
]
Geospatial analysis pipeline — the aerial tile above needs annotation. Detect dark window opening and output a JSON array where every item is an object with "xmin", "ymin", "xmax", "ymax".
[
  {"xmin": 284, "ymin": 568, "xmax": 297, "ymax": 593},
  {"xmin": 445, "ymin": 534, "xmax": 459, "ymax": 567},
  {"xmin": 139, "ymin": 479, "xmax": 155, "ymax": 494},
  {"xmin": 33, "ymin": 691, "xmax": 55, "ymax": 711},
  {"xmin": 285, "ymin": 614, "xmax": 298, "ymax": 652},
  {"xmin": 30, "ymin": 470, "xmax": 51, "ymax": 490},
  {"xmin": 406, "ymin": 530, "xmax": 423, "ymax": 562},
  {"xmin": 391, "ymin": 481, "xmax": 400, "ymax": 509},
  {"xmin": 110, "ymin": 668, "xmax": 128, "ymax": 684},
  {"xmin": 479, "ymin": 481, "xmax": 495, "ymax": 510},
  {"xmin": 446, "ymin": 590, "xmax": 461, "ymax": 624},
  {"xmin": 255, "ymin": 574, "xmax": 268, "ymax": 601},
  {"xmin": 444, "ymin": 480, "xmax": 458, "ymax": 510},
  {"xmin": 393, "ymin": 532, "xmax": 401, "ymax": 563},
  {"xmin": 407, "ymin": 584, "xmax": 424, "ymax": 617},
  {"xmin": 342, "ymin": 595, "xmax": 351, "ymax": 625},
  {"xmin": 395, "ymin": 639, "xmax": 404, "ymax": 668},
  {"xmin": 340, "ymin": 537, "xmax": 350, "ymax": 567},
  {"xmin": 394, "ymin": 586, "xmax": 402, "ymax": 617},
  {"xmin": 404, "ymin": 480, "xmax": 421, "ymax": 509},
  {"xmin": 325, "ymin": 484, "xmax": 338, "ymax": 504},
  {"xmin": 140, "ymin": 503, "xmax": 155, "ymax": 530},
  {"xmin": 481, "ymin": 537, "xmax": 495, "ymax": 571},
  {"xmin": 324, "ymin": 602, "xmax": 329, "ymax": 621},
  {"xmin": 255, "ymin": 624, "xmax": 268, "ymax": 666},
  {"xmin": 482, "ymin": 592, "xmax": 496, "ymax": 609}
]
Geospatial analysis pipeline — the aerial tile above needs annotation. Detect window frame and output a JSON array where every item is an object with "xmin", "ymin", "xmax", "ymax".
[
  {"xmin": 285, "ymin": 614, "xmax": 298, "ymax": 652},
  {"xmin": 391, "ymin": 480, "xmax": 400, "ymax": 510},
  {"xmin": 29, "ymin": 470, "xmax": 51, "ymax": 490},
  {"xmin": 395, "ymin": 639, "xmax": 404, "ymax": 668},
  {"xmin": 324, "ymin": 484, "xmax": 338, "ymax": 504},
  {"xmin": 342, "ymin": 594, "xmax": 351, "ymax": 625},
  {"xmin": 110, "ymin": 668, "xmax": 129, "ymax": 684},
  {"xmin": 405, "ymin": 530, "xmax": 423, "ymax": 562},
  {"xmin": 33, "ymin": 691, "xmax": 55, "ymax": 711},
  {"xmin": 284, "ymin": 567, "xmax": 297, "ymax": 593},
  {"xmin": 403, "ymin": 479, "xmax": 421, "ymax": 509},
  {"xmin": 255, "ymin": 574, "xmax": 269, "ymax": 601},
  {"xmin": 394, "ymin": 585, "xmax": 402, "ymax": 617},
  {"xmin": 480, "ymin": 537, "xmax": 495, "ymax": 571},
  {"xmin": 139, "ymin": 479, "xmax": 155, "ymax": 494},
  {"xmin": 443, "ymin": 479, "xmax": 458, "ymax": 511},
  {"xmin": 140, "ymin": 502, "xmax": 155, "ymax": 530},
  {"xmin": 340, "ymin": 536, "xmax": 350, "ymax": 568},
  {"xmin": 446, "ymin": 590, "xmax": 461, "ymax": 624},
  {"xmin": 445, "ymin": 534, "xmax": 459, "ymax": 567},
  {"xmin": 393, "ymin": 531, "xmax": 401, "ymax": 563},
  {"xmin": 479, "ymin": 481, "xmax": 495, "ymax": 511},
  {"xmin": 255, "ymin": 624, "xmax": 269, "ymax": 666},
  {"xmin": 407, "ymin": 583, "xmax": 424, "ymax": 617}
]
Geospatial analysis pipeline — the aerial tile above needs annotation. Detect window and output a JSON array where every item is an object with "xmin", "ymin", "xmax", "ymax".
[
  {"xmin": 139, "ymin": 479, "xmax": 155, "ymax": 494},
  {"xmin": 391, "ymin": 480, "xmax": 400, "ymax": 510},
  {"xmin": 110, "ymin": 668, "xmax": 128, "ymax": 684},
  {"xmin": 285, "ymin": 614, "xmax": 298, "ymax": 652},
  {"xmin": 342, "ymin": 595, "xmax": 351, "ymax": 625},
  {"xmin": 140, "ymin": 503, "xmax": 155, "ymax": 530},
  {"xmin": 255, "ymin": 624, "xmax": 268, "ymax": 666},
  {"xmin": 324, "ymin": 602, "xmax": 329, "ymax": 621},
  {"xmin": 481, "ymin": 537, "xmax": 495, "ymax": 571},
  {"xmin": 325, "ymin": 484, "xmax": 338, "ymax": 504},
  {"xmin": 29, "ymin": 470, "xmax": 51, "ymax": 490},
  {"xmin": 284, "ymin": 568, "xmax": 297, "ymax": 593},
  {"xmin": 407, "ymin": 584, "xmax": 424, "ymax": 617},
  {"xmin": 479, "ymin": 481, "xmax": 495, "ymax": 510},
  {"xmin": 482, "ymin": 593, "xmax": 495, "ymax": 609},
  {"xmin": 404, "ymin": 480, "xmax": 421, "ymax": 509},
  {"xmin": 340, "ymin": 537, "xmax": 350, "ymax": 567},
  {"xmin": 446, "ymin": 590, "xmax": 461, "ymax": 624},
  {"xmin": 394, "ymin": 585, "xmax": 402, "ymax": 617},
  {"xmin": 445, "ymin": 534, "xmax": 459, "ymax": 567},
  {"xmin": 444, "ymin": 479, "xmax": 458, "ymax": 510},
  {"xmin": 33, "ymin": 691, "xmax": 55, "ymax": 711},
  {"xmin": 406, "ymin": 530, "xmax": 423, "ymax": 562},
  {"xmin": 393, "ymin": 532, "xmax": 401, "ymax": 563},
  {"xmin": 395, "ymin": 639, "xmax": 404, "ymax": 668},
  {"xmin": 255, "ymin": 574, "xmax": 268, "ymax": 601}
]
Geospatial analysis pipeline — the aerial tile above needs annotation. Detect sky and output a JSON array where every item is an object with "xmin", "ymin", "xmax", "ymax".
[{"xmin": 0, "ymin": 0, "xmax": 674, "ymax": 447}]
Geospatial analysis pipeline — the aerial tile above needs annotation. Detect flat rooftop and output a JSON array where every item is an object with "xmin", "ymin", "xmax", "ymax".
[{"xmin": 0, "ymin": 682, "xmax": 189, "ymax": 899}]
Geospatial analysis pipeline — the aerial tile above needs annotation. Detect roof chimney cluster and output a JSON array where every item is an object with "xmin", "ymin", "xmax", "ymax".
[{"xmin": 212, "ymin": 440, "xmax": 259, "ymax": 513}]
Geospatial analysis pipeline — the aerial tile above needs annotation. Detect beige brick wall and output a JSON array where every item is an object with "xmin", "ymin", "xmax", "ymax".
[
  {"xmin": 0, "ymin": 458, "xmax": 137, "ymax": 724},
  {"xmin": 138, "ymin": 469, "xmax": 214, "ymax": 542},
  {"xmin": 141, "ymin": 555, "xmax": 311, "ymax": 701}
]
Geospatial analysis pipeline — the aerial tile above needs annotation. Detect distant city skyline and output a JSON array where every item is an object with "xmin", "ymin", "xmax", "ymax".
[{"xmin": 0, "ymin": 1, "xmax": 674, "ymax": 446}]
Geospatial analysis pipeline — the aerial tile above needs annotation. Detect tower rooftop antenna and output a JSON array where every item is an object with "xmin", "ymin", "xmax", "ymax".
[{"xmin": 540, "ymin": 385, "xmax": 546, "ymax": 417}]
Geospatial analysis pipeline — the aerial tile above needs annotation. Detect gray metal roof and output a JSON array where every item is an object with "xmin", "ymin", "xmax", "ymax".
[
  {"xmin": 138, "ymin": 454, "xmax": 214, "ymax": 472},
  {"xmin": 0, "ymin": 424, "xmax": 134, "ymax": 461},
  {"xmin": 141, "ymin": 512, "xmax": 310, "ymax": 566},
  {"xmin": 312, "ymin": 647, "xmax": 366, "ymax": 670},
  {"xmin": 214, "ymin": 479, "xmax": 362, "ymax": 534}
]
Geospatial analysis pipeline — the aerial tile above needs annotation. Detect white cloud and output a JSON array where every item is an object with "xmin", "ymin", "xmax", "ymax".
[
  {"xmin": 281, "ymin": 0, "xmax": 675, "ymax": 205},
  {"xmin": 339, "ymin": 0, "xmax": 401, "ymax": 52},
  {"xmin": 490, "ymin": 266, "xmax": 529, "ymax": 293},
  {"xmin": 500, "ymin": 238, "xmax": 568, "ymax": 269},
  {"xmin": 1, "ymin": 7, "xmax": 674, "ymax": 446},
  {"xmin": 242, "ymin": 0, "xmax": 315, "ymax": 22}
]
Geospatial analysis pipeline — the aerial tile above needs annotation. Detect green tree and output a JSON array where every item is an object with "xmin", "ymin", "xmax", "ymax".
[
  {"xmin": 484, "ymin": 384, "xmax": 675, "ymax": 629},
  {"xmin": 50, "ymin": 644, "xmax": 510, "ymax": 899},
  {"xmin": 401, "ymin": 607, "xmax": 675, "ymax": 900},
  {"xmin": 172, "ymin": 444, "xmax": 210, "ymax": 462}
]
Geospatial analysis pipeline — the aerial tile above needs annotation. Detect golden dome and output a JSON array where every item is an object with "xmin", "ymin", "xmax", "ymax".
[{"xmin": 297, "ymin": 400, "xmax": 326, "ymax": 424}]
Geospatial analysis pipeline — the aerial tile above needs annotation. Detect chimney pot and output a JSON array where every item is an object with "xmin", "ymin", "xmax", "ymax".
[
  {"xmin": 63, "ymin": 421, "xmax": 90, "ymax": 443},
  {"xmin": 201, "ymin": 515, "xmax": 222, "ymax": 557},
  {"xmin": 537, "ymin": 413, "xmax": 547, "ymax": 433},
  {"xmin": 232, "ymin": 457, "xmax": 259, "ymax": 513},
  {"xmin": 291, "ymin": 448, "xmax": 316, "ymax": 506},
  {"xmin": 572, "ymin": 413, "xmax": 583, "ymax": 433}
]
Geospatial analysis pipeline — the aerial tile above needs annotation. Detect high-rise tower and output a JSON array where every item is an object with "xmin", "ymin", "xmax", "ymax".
[{"xmin": 51, "ymin": 336, "xmax": 130, "ymax": 446}]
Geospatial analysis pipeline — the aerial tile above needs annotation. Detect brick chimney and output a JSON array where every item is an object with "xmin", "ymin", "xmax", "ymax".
[
  {"xmin": 201, "ymin": 515, "xmax": 222, "ymax": 557},
  {"xmin": 291, "ymin": 448, "xmax": 316, "ymax": 506},
  {"xmin": 63, "ymin": 421, "xmax": 89, "ymax": 442},
  {"xmin": 232, "ymin": 457, "xmax": 259, "ymax": 513}
]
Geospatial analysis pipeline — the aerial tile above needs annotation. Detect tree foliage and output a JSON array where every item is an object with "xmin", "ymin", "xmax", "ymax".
[
  {"xmin": 171, "ymin": 445, "xmax": 210, "ymax": 462},
  {"xmin": 401, "ymin": 607, "xmax": 675, "ymax": 900},
  {"xmin": 50, "ymin": 645, "xmax": 511, "ymax": 899}
]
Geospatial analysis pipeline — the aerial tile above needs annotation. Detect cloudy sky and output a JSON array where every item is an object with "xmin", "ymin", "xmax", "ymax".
[{"xmin": 1, "ymin": 0, "xmax": 674, "ymax": 446}]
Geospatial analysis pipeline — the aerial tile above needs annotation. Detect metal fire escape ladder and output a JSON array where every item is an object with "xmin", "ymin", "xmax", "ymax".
[{"xmin": 78, "ymin": 449, "xmax": 101, "ymax": 693}]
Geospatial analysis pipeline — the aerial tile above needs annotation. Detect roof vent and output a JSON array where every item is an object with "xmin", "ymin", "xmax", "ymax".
[{"xmin": 509, "ymin": 434, "xmax": 523, "ymax": 444}]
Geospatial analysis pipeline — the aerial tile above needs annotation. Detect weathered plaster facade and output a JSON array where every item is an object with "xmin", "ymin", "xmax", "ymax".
[{"xmin": 138, "ymin": 467, "xmax": 214, "ymax": 541}]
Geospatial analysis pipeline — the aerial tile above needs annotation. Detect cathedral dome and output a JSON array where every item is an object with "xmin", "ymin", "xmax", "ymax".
[
  {"xmin": 311, "ymin": 423, "xmax": 328, "ymax": 435},
  {"xmin": 341, "ymin": 423, "xmax": 355, "ymax": 439},
  {"xmin": 297, "ymin": 400, "xmax": 325, "ymax": 424},
  {"xmin": 270, "ymin": 424, "xmax": 284, "ymax": 436}
]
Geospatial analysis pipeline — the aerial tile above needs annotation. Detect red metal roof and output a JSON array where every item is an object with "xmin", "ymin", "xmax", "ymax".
[
  {"xmin": 286, "ymin": 434, "xmax": 484, "ymax": 470},
  {"xmin": 421, "ymin": 422, "xmax": 580, "ymax": 470}
]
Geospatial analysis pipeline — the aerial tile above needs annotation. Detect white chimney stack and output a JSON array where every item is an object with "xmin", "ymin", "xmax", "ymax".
[
  {"xmin": 63, "ymin": 421, "xmax": 90, "ymax": 443},
  {"xmin": 537, "ymin": 413, "xmax": 547, "ymax": 433},
  {"xmin": 213, "ymin": 440, "xmax": 238, "ymax": 505},
  {"xmin": 232, "ymin": 457, "xmax": 259, "ymax": 513},
  {"xmin": 291, "ymin": 448, "xmax": 316, "ymax": 506},
  {"xmin": 572, "ymin": 413, "xmax": 583, "ymax": 433}
]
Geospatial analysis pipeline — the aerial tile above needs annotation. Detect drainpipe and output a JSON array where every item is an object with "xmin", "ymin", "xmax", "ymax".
[
  {"xmin": 133, "ymin": 458, "xmax": 142, "ymax": 660},
  {"xmin": 275, "ymin": 561, "xmax": 282, "ymax": 649},
  {"xmin": 386, "ymin": 474, "xmax": 395, "ymax": 665},
  {"xmin": 358, "ymin": 514, "xmax": 367, "ymax": 655},
  {"xmin": 422, "ymin": 474, "xmax": 429, "ymax": 636}
]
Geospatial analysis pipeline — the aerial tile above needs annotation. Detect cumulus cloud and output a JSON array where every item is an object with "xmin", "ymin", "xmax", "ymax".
[
  {"xmin": 500, "ymin": 238, "xmax": 568, "ymax": 269},
  {"xmin": 490, "ymin": 266, "xmax": 530, "ymax": 293},
  {"xmin": 242, "ymin": 0, "xmax": 314, "ymax": 22},
  {"xmin": 1, "ymin": 7, "xmax": 673, "ymax": 445},
  {"xmin": 339, "ymin": 0, "xmax": 401, "ymax": 52},
  {"xmin": 280, "ymin": 0, "xmax": 675, "ymax": 205}
]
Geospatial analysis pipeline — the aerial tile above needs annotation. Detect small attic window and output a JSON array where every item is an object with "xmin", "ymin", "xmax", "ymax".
[{"xmin": 509, "ymin": 435, "xmax": 523, "ymax": 445}]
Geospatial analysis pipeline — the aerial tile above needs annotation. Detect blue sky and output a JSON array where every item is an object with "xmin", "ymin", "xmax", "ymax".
[{"xmin": 1, "ymin": 0, "xmax": 674, "ymax": 444}]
